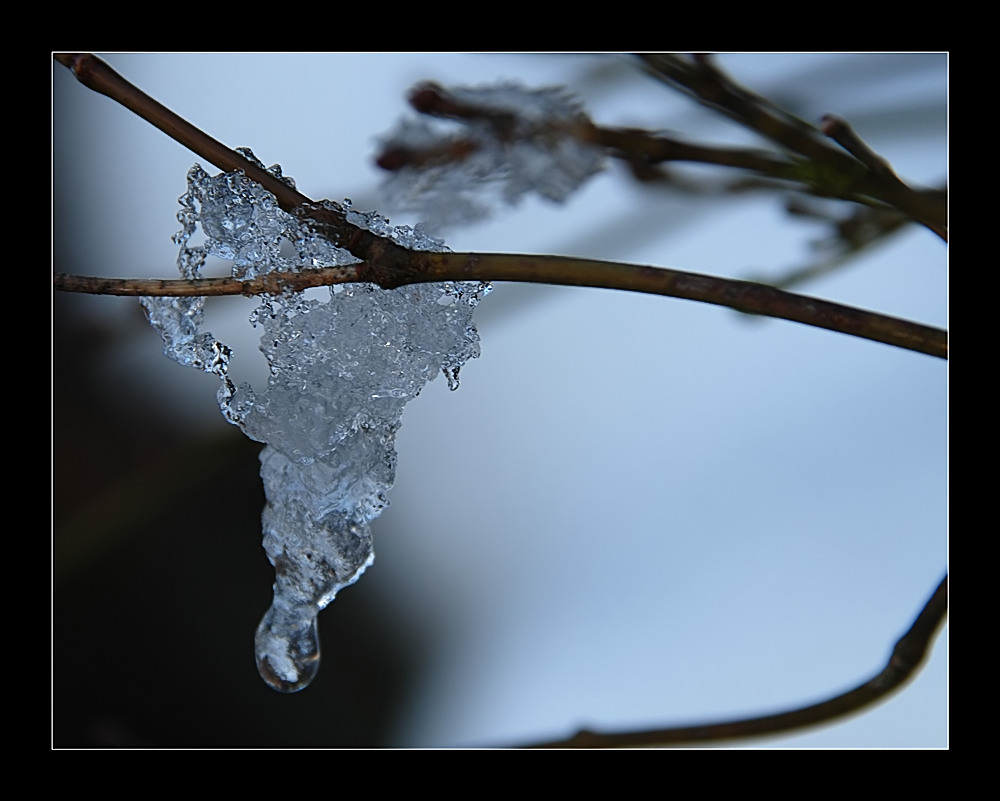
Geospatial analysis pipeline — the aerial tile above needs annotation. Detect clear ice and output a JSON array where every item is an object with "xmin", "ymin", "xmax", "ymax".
[{"xmin": 142, "ymin": 150, "xmax": 489, "ymax": 692}]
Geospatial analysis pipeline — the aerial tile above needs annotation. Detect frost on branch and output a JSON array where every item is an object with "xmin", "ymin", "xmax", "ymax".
[
  {"xmin": 142, "ymin": 150, "xmax": 489, "ymax": 692},
  {"xmin": 376, "ymin": 81, "xmax": 606, "ymax": 229}
]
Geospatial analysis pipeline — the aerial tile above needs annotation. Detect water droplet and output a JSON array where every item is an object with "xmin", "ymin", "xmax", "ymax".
[{"xmin": 254, "ymin": 607, "xmax": 321, "ymax": 693}]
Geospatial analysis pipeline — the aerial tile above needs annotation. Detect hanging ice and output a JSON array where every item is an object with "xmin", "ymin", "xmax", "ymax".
[{"xmin": 142, "ymin": 150, "xmax": 489, "ymax": 692}]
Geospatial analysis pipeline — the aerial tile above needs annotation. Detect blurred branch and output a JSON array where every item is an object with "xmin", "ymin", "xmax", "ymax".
[
  {"xmin": 374, "ymin": 63, "xmax": 946, "ymax": 293},
  {"xmin": 377, "ymin": 79, "xmax": 929, "ymax": 219},
  {"xmin": 748, "ymin": 198, "xmax": 911, "ymax": 291},
  {"xmin": 527, "ymin": 574, "xmax": 948, "ymax": 748},
  {"xmin": 380, "ymin": 81, "xmax": 800, "ymax": 180},
  {"xmin": 382, "ymin": 60, "xmax": 947, "ymax": 240},
  {"xmin": 819, "ymin": 113, "xmax": 902, "ymax": 179},
  {"xmin": 53, "ymin": 53, "xmax": 311, "ymax": 214},
  {"xmin": 634, "ymin": 54, "xmax": 947, "ymax": 241}
]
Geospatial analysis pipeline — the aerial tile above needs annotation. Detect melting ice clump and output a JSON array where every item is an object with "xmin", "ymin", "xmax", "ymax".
[
  {"xmin": 377, "ymin": 82, "xmax": 606, "ymax": 230},
  {"xmin": 142, "ymin": 150, "xmax": 489, "ymax": 692}
]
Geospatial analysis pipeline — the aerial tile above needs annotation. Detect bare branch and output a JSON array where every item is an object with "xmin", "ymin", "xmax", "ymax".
[
  {"xmin": 526, "ymin": 574, "xmax": 948, "ymax": 748},
  {"xmin": 748, "ymin": 200, "xmax": 910, "ymax": 291},
  {"xmin": 819, "ymin": 114, "xmax": 900, "ymax": 180},
  {"xmin": 54, "ymin": 250, "xmax": 947, "ymax": 360},
  {"xmin": 376, "ymin": 121, "xmax": 805, "ymax": 187},
  {"xmin": 376, "ymin": 80, "xmax": 902, "ymax": 218},
  {"xmin": 634, "ymin": 54, "xmax": 947, "ymax": 240}
]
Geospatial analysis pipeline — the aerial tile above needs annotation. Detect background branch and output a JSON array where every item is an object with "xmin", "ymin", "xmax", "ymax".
[
  {"xmin": 634, "ymin": 54, "xmax": 947, "ymax": 240},
  {"xmin": 527, "ymin": 574, "xmax": 948, "ymax": 747}
]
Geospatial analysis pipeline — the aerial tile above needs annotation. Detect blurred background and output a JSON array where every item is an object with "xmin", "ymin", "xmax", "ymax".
[{"xmin": 53, "ymin": 53, "xmax": 947, "ymax": 748}]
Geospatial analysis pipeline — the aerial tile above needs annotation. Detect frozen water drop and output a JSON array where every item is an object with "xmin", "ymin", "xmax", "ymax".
[{"xmin": 254, "ymin": 606, "xmax": 320, "ymax": 693}]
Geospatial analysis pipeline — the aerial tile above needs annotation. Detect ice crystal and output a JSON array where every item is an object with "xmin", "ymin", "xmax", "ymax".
[
  {"xmin": 143, "ymin": 150, "xmax": 489, "ymax": 692},
  {"xmin": 377, "ymin": 81, "xmax": 606, "ymax": 230}
]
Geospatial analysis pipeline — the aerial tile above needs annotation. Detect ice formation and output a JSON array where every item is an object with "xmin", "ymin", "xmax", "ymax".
[
  {"xmin": 142, "ymin": 150, "xmax": 489, "ymax": 692},
  {"xmin": 377, "ymin": 82, "xmax": 606, "ymax": 230}
]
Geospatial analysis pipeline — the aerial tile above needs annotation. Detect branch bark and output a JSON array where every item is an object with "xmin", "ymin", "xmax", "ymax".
[
  {"xmin": 54, "ymin": 254, "xmax": 947, "ymax": 360},
  {"xmin": 635, "ymin": 54, "xmax": 947, "ymax": 241}
]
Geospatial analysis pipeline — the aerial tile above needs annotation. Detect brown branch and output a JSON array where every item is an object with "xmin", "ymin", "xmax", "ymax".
[
  {"xmin": 526, "ymin": 574, "xmax": 948, "ymax": 748},
  {"xmin": 391, "ymin": 82, "xmax": 805, "ymax": 183},
  {"xmin": 399, "ymin": 81, "xmax": 800, "ymax": 182},
  {"xmin": 634, "ymin": 54, "xmax": 947, "ymax": 240},
  {"xmin": 817, "ymin": 113, "xmax": 948, "ymax": 244},
  {"xmin": 638, "ymin": 54, "xmax": 848, "ymax": 165},
  {"xmin": 819, "ymin": 114, "xmax": 900, "ymax": 180},
  {"xmin": 55, "ymin": 54, "xmax": 422, "ymax": 263},
  {"xmin": 378, "ymin": 80, "xmax": 847, "ymax": 201},
  {"xmin": 585, "ymin": 126, "xmax": 796, "ymax": 176},
  {"xmin": 377, "ymin": 68, "xmax": 946, "ymax": 245},
  {"xmin": 54, "ymin": 251, "xmax": 948, "ymax": 360},
  {"xmin": 747, "ymin": 200, "xmax": 911, "ymax": 291},
  {"xmin": 54, "ymin": 54, "xmax": 311, "ymax": 215},
  {"xmin": 53, "ymin": 266, "xmax": 361, "ymax": 298},
  {"xmin": 376, "ymin": 122, "xmax": 807, "ymax": 189}
]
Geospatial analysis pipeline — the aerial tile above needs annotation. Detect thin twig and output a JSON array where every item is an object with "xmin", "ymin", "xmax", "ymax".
[
  {"xmin": 53, "ymin": 254, "xmax": 947, "ymax": 360},
  {"xmin": 819, "ymin": 114, "xmax": 900, "ymax": 180},
  {"xmin": 376, "ymin": 81, "xmax": 890, "ymax": 212},
  {"xmin": 53, "ymin": 266, "xmax": 361, "ymax": 298},
  {"xmin": 55, "ymin": 52, "xmax": 947, "ymax": 750},
  {"xmin": 376, "ymin": 122, "xmax": 806, "ymax": 186},
  {"xmin": 526, "ymin": 574, "xmax": 948, "ymax": 748},
  {"xmin": 391, "ymin": 81, "xmax": 802, "ymax": 180},
  {"xmin": 634, "ymin": 54, "xmax": 947, "ymax": 240},
  {"xmin": 638, "ymin": 54, "xmax": 848, "ymax": 165},
  {"xmin": 748, "ymin": 201, "xmax": 911, "ymax": 291},
  {"xmin": 53, "ymin": 54, "xmax": 311, "ymax": 215}
]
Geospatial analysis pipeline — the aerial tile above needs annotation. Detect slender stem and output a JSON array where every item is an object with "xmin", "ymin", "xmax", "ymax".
[
  {"xmin": 635, "ymin": 54, "xmax": 947, "ymax": 239},
  {"xmin": 411, "ymin": 252, "xmax": 946, "ymax": 360},
  {"xmin": 527, "ymin": 574, "xmax": 948, "ymax": 748},
  {"xmin": 637, "ymin": 54, "xmax": 850, "ymax": 166},
  {"xmin": 55, "ymin": 54, "xmax": 410, "ymax": 259},
  {"xmin": 379, "ymin": 82, "xmax": 902, "ymax": 214},
  {"xmin": 53, "ymin": 266, "xmax": 361, "ymax": 298},
  {"xmin": 54, "ymin": 53, "xmax": 312, "ymax": 214},
  {"xmin": 53, "ymin": 253, "xmax": 947, "ymax": 360},
  {"xmin": 820, "ymin": 114, "xmax": 899, "ymax": 179},
  {"xmin": 818, "ymin": 113, "xmax": 948, "ymax": 243},
  {"xmin": 585, "ymin": 125, "xmax": 799, "ymax": 176},
  {"xmin": 385, "ymin": 81, "xmax": 802, "ymax": 188}
]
